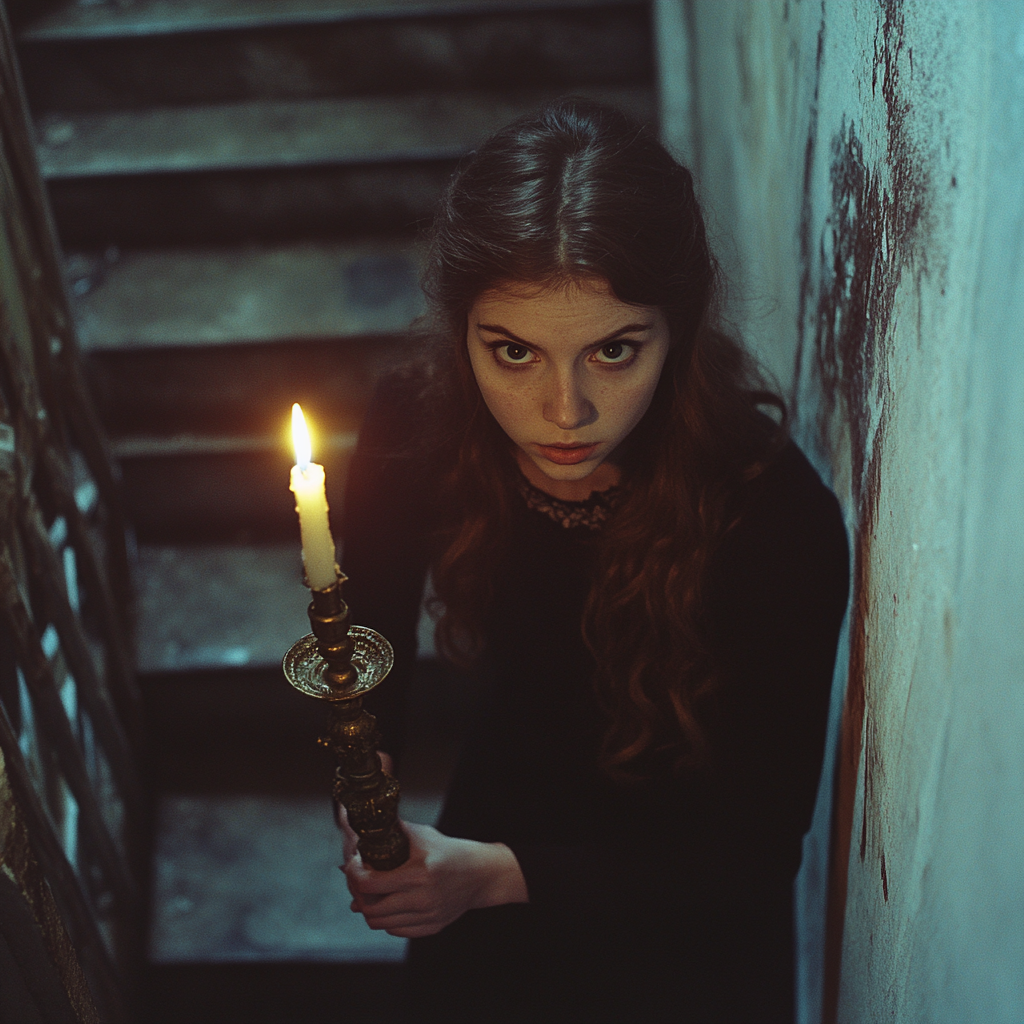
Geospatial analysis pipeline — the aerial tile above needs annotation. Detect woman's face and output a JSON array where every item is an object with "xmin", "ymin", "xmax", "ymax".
[{"xmin": 466, "ymin": 277, "xmax": 671, "ymax": 500}]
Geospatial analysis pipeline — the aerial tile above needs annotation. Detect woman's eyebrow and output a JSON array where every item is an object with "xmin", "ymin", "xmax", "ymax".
[{"xmin": 475, "ymin": 322, "xmax": 655, "ymax": 345}]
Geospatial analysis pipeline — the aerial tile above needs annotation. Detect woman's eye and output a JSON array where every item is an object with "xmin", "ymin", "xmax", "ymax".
[
  {"xmin": 592, "ymin": 342, "xmax": 635, "ymax": 364},
  {"xmin": 496, "ymin": 343, "xmax": 533, "ymax": 364}
]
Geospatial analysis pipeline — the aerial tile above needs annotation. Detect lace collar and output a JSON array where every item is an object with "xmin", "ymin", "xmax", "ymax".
[{"xmin": 516, "ymin": 474, "xmax": 622, "ymax": 530}]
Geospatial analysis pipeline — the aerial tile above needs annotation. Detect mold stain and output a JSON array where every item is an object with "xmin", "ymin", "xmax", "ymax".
[{"xmin": 805, "ymin": 1, "xmax": 933, "ymax": 1017}]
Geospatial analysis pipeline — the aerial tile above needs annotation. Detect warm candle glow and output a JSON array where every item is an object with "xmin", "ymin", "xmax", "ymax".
[{"xmin": 292, "ymin": 402, "xmax": 312, "ymax": 470}]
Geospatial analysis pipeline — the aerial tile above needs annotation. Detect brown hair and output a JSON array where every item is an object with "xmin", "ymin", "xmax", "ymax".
[{"xmin": 421, "ymin": 98, "xmax": 783, "ymax": 774}]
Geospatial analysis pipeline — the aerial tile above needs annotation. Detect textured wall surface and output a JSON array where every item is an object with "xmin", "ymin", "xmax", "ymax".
[{"xmin": 656, "ymin": 2, "xmax": 1024, "ymax": 1021}]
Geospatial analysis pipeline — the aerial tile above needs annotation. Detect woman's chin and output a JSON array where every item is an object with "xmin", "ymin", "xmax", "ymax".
[
  {"xmin": 540, "ymin": 459, "xmax": 599, "ymax": 479},
  {"xmin": 518, "ymin": 449, "xmax": 619, "ymax": 498}
]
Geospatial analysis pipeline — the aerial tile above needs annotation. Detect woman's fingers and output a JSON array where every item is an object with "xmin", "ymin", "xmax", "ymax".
[
  {"xmin": 344, "ymin": 870, "xmax": 389, "ymax": 901},
  {"xmin": 385, "ymin": 925, "xmax": 446, "ymax": 939},
  {"xmin": 356, "ymin": 905, "xmax": 444, "ymax": 937},
  {"xmin": 344, "ymin": 822, "xmax": 525, "ymax": 939},
  {"xmin": 366, "ymin": 913, "xmax": 437, "ymax": 934},
  {"xmin": 344, "ymin": 829, "xmax": 424, "ymax": 894},
  {"xmin": 353, "ymin": 887, "xmax": 431, "ymax": 915},
  {"xmin": 357, "ymin": 907, "xmax": 439, "ymax": 935},
  {"xmin": 346, "ymin": 861, "xmax": 422, "ymax": 895},
  {"xmin": 348, "ymin": 887, "xmax": 385, "ymax": 906}
]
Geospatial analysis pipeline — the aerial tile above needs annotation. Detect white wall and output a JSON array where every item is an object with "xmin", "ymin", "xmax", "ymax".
[{"xmin": 655, "ymin": 2, "xmax": 1024, "ymax": 1021}]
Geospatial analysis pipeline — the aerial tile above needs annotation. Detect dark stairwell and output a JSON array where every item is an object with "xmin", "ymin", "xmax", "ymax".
[{"xmin": 10, "ymin": 2, "xmax": 657, "ymax": 1019}]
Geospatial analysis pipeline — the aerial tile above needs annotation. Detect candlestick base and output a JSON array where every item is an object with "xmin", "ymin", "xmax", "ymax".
[{"xmin": 282, "ymin": 627, "xmax": 394, "ymax": 701}]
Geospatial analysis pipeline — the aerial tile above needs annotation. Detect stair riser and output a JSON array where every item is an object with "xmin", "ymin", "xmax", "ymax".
[
  {"xmin": 19, "ymin": 5, "xmax": 652, "ymax": 114},
  {"xmin": 85, "ymin": 336, "xmax": 404, "ymax": 439},
  {"xmin": 48, "ymin": 162, "xmax": 456, "ymax": 248},
  {"xmin": 121, "ymin": 447, "xmax": 354, "ymax": 544}
]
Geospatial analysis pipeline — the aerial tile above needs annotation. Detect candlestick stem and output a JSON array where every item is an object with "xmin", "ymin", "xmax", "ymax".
[
  {"xmin": 324, "ymin": 696, "xmax": 409, "ymax": 871},
  {"xmin": 284, "ymin": 576, "xmax": 409, "ymax": 871}
]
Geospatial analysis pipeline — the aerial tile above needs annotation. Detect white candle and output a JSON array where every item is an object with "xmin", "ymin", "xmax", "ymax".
[{"xmin": 290, "ymin": 403, "xmax": 338, "ymax": 590}]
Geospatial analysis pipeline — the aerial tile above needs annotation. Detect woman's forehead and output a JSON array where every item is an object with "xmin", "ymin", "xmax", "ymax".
[
  {"xmin": 470, "ymin": 277, "xmax": 661, "ymax": 332},
  {"xmin": 476, "ymin": 275, "xmax": 607, "ymax": 301}
]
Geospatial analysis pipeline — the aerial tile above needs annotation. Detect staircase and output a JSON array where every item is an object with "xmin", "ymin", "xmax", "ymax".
[{"xmin": 11, "ymin": 1, "xmax": 657, "ymax": 1019}]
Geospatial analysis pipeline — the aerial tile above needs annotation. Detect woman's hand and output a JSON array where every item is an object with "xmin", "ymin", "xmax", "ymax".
[{"xmin": 344, "ymin": 821, "xmax": 529, "ymax": 938}]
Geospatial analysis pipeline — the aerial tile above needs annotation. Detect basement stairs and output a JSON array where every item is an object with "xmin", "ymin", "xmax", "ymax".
[{"xmin": 11, "ymin": 2, "xmax": 657, "ymax": 1019}]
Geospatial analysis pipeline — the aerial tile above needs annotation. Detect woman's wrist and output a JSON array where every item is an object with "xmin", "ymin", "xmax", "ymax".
[{"xmin": 474, "ymin": 842, "xmax": 529, "ymax": 909}]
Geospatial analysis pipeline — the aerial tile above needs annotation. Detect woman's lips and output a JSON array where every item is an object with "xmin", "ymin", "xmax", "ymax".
[{"xmin": 533, "ymin": 443, "xmax": 600, "ymax": 466}]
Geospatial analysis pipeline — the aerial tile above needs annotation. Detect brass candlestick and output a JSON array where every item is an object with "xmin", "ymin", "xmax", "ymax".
[{"xmin": 282, "ymin": 572, "xmax": 409, "ymax": 870}]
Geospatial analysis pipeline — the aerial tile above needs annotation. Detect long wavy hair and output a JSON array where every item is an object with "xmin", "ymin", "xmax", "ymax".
[{"xmin": 420, "ymin": 98, "xmax": 784, "ymax": 775}]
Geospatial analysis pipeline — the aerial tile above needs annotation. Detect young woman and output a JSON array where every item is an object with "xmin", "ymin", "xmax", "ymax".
[{"xmin": 339, "ymin": 98, "xmax": 849, "ymax": 1024}]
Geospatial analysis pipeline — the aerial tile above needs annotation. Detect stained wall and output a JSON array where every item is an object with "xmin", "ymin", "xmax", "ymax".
[{"xmin": 655, "ymin": 2, "xmax": 1024, "ymax": 1021}]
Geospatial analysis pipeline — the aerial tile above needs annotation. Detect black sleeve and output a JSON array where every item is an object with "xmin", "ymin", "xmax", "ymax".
[
  {"xmin": 508, "ymin": 445, "xmax": 850, "ymax": 933},
  {"xmin": 340, "ymin": 373, "xmax": 439, "ymax": 765}
]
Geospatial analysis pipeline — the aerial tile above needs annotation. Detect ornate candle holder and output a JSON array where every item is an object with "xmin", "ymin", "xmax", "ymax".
[{"xmin": 282, "ymin": 572, "xmax": 409, "ymax": 870}]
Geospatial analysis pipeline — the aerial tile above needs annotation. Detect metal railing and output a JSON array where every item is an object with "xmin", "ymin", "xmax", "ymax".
[{"xmin": 0, "ymin": 5, "xmax": 139, "ymax": 1019}]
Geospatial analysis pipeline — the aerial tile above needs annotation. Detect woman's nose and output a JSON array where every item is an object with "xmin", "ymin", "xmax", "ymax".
[{"xmin": 543, "ymin": 371, "xmax": 597, "ymax": 430}]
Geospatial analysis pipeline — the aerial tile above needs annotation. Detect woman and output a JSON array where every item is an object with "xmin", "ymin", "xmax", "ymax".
[{"xmin": 340, "ymin": 98, "xmax": 849, "ymax": 1023}]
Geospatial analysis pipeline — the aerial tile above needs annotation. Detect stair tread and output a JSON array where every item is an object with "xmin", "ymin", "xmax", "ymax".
[
  {"xmin": 135, "ymin": 543, "xmax": 313, "ymax": 672},
  {"xmin": 136, "ymin": 542, "xmax": 435, "ymax": 671},
  {"xmin": 36, "ymin": 86, "xmax": 653, "ymax": 179},
  {"xmin": 20, "ymin": 0, "xmax": 638, "ymax": 42},
  {"xmin": 68, "ymin": 240, "xmax": 425, "ymax": 351},
  {"xmin": 150, "ymin": 794, "xmax": 417, "ymax": 962}
]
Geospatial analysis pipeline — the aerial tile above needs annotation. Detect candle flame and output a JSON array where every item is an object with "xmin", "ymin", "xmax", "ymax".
[{"xmin": 292, "ymin": 403, "xmax": 311, "ymax": 470}]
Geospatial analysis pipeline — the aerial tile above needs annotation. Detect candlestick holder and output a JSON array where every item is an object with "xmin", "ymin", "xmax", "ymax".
[{"xmin": 282, "ymin": 573, "xmax": 410, "ymax": 871}]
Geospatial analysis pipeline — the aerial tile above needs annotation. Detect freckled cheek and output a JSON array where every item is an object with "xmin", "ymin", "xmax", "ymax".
[
  {"xmin": 596, "ymin": 380, "xmax": 658, "ymax": 432},
  {"xmin": 476, "ymin": 380, "xmax": 544, "ymax": 438}
]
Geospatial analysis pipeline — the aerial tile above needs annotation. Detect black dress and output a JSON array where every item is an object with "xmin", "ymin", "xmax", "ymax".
[{"xmin": 341, "ymin": 374, "xmax": 849, "ymax": 1024}]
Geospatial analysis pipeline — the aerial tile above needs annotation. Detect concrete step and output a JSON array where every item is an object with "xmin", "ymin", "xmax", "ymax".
[
  {"xmin": 142, "ymin": 671, "xmax": 438, "ymax": 965},
  {"xmin": 35, "ymin": 86, "xmax": 654, "ymax": 180},
  {"xmin": 66, "ymin": 240, "xmax": 424, "ymax": 352},
  {"xmin": 89, "ymin": 336, "xmax": 386, "ymax": 541},
  {"xmin": 143, "ymin": 662, "xmax": 463, "ymax": 795},
  {"xmin": 119, "ymin": 439, "xmax": 353, "ymax": 543},
  {"xmin": 134, "ymin": 544, "xmax": 437, "ymax": 672},
  {"xmin": 18, "ymin": 0, "xmax": 640, "ymax": 40},
  {"xmin": 48, "ymin": 160, "xmax": 456, "ymax": 249},
  {"xmin": 70, "ymin": 240, "xmax": 421, "ymax": 541},
  {"xmin": 142, "ymin": 660, "xmax": 467, "ymax": 969},
  {"xmin": 18, "ymin": 1, "xmax": 650, "ymax": 113},
  {"xmin": 149, "ymin": 794, "xmax": 412, "ymax": 963},
  {"xmin": 86, "ymin": 336, "xmax": 394, "ymax": 439},
  {"xmin": 134, "ymin": 544, "xmax": 320, "ymax": 672},
  {"xmin": 142, "ymin": 963, "xmax": 403, "ymax": 1023}
]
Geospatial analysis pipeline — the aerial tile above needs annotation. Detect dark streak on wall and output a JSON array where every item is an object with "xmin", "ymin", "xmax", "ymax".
[
  {"xmin": 797, "ymin": 1, "xmax": 932, "ymax": 1018},
  {"xmin": 792, "ymin": 0, "xmax": 827, "ymax": 417}
]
